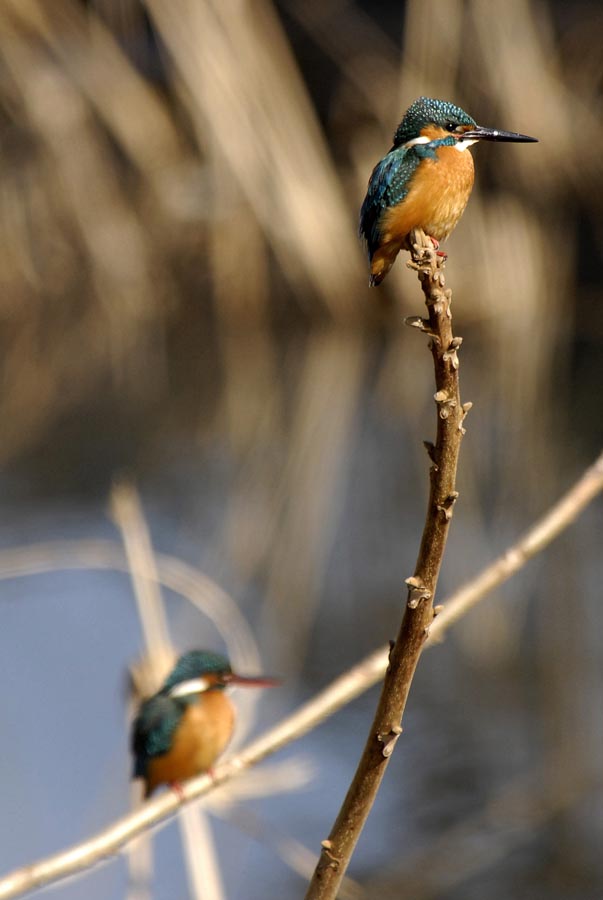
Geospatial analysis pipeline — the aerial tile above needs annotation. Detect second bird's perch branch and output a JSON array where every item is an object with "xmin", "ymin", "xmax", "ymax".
[{"xmin": 305, "ymin": 229, "xmax": 470, "ymax": 898}]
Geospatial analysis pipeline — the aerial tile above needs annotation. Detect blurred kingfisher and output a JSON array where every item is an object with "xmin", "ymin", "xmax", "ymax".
[
  {"xmin": 359, "ymin": 96, "xmax": 538, "ymax": 286},
  {"xmin": 132, "ymin": 650, "xmax": 276, "ymax": 798}
]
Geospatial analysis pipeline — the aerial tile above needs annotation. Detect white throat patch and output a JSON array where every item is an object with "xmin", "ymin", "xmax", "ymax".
[{"xmin": 454, "ymin": 139, "xmax": 478, "ymax": 152}]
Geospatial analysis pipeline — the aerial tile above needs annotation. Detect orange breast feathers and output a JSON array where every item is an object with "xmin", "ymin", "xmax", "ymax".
[
  {"xmin": 381, "ymin": 144, "xmax": 475, "ymax": 246},
  {"xmin": 144, "ymin": 691, "xmax": 235, "ymax": 796}
]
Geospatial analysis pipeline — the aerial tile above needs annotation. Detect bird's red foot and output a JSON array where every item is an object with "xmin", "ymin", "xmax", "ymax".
[
  {"xmin": 427, "ymin": 236, "xmax": 447, "ymax": 259},
  {"xmin": 169, "ymin": 781, "xmax": 185, "ymax": 801}
]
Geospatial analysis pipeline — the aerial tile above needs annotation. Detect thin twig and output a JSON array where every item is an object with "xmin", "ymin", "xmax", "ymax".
[
  {"xmin": 305, "ymin": 229, "xmax": 469, "ymax": 898},
  {"xmin": 0, "ymin": 451, "xmax": 601, "ymax": 898}
]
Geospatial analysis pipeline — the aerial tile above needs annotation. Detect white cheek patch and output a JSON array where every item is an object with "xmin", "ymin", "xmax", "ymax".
[
  {"xmin": 169, "ymin": 677, "xmax": 211, "ymax": 698},
  {"xmin": 454, "ymin": 139, "xmax": 478, "ymax": 152},
  {"xmin": 402, "ymin": 136, "xmax": 431, "ymax": 148}
]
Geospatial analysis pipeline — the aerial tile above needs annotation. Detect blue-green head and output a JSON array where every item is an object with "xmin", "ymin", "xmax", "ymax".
[
  {"xmin": 160, "ymin": 650, "xmax": 278, "ymax": 699},
  {"xmin": 392, "ymin": 97, "xmax": 538, "ymax": 148},
  {"xmin": 392, "ymin": 97, "xmax": 476, "ymax": 146},
  {"xmin": 161, "ymin": 650, "xmax": 232, "ymax": 695}
]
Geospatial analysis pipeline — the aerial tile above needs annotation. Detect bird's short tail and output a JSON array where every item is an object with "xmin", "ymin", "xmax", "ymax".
[{"xmin": 368, "ymin": 246, "xmax": 398, "ymax": 286}]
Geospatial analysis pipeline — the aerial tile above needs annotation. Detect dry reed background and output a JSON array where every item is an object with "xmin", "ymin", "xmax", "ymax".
[{"xmin": 1, "ymin": 1, "xmax": 603, "ymax": 898}]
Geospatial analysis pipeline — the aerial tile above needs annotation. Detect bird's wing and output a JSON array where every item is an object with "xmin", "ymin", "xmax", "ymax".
[
  {"xmin": 358, "ymin": 145, "xmax": 423, "ymax": 260},
  {"xmin": 131, "ymin": 694, "xmax": 182, "ymax": 778}
]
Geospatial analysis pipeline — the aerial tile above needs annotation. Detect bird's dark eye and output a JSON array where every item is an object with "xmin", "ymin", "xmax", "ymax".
[{"xmin": 445, "ymin": 121, "xmax": 457, "ymax": 132}]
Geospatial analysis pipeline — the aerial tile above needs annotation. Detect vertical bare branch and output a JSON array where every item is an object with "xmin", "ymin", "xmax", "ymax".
[{"xmin": 305, "ymin": 230, "xmax": 470, "ymax": 898}]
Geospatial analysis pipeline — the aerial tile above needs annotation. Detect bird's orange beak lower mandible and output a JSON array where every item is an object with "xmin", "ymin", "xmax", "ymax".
[{"xmin": 226, "ymin": 673, "xmax": 280, "ymax": 688}]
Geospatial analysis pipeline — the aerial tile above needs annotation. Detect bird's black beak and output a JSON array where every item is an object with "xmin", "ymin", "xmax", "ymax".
[{"xmin": 462, "ymin": 126, "xmax": 538, "ymax": 143}]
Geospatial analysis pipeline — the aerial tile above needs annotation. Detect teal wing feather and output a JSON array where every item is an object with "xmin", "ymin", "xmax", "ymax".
[
  {"xmin": 131, "ymin": 694, "xmax": 183, "ymax": 779},
  {"xmin": 359, "ymin": 143, "xmax": 437, "ymax": 262}
]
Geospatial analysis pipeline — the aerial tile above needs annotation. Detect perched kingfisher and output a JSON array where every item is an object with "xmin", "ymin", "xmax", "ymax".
[
  {"xmin": 359, "ymin": 96, "xmax": 538, "ymax": 285},
  {"xmin": 132, "ymin": 650, "xmax": 276, "ymax": 798}
]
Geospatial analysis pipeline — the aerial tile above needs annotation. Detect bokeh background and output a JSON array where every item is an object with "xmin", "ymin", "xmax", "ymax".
[{"xmin": 1, "ymin": 1, "xmax": 603, "ymax": 898}]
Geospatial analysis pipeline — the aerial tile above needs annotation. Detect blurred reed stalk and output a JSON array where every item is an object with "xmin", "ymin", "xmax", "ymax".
[{"xmin": 111, "ymin": 480, "xmax": 227, "ymax": 900}]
